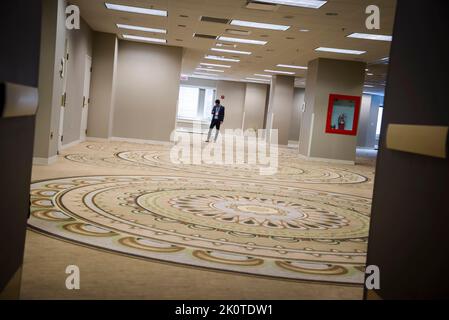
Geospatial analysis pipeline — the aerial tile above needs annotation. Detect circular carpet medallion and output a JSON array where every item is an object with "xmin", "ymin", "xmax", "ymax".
[
  {"xmin": 29, "ymin": 175, "xmax": 370, "ymax": 284},
  {"xmin": 65, "ymin": 145, "xmax": 371, "ymax": 185}
]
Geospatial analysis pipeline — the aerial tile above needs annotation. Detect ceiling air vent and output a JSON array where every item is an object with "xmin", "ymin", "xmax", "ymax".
[
  {"xmin": 245, "ymin": 1, "xmax": 279, "ymax": 11},
  {"xmin": 193, "ymin": 33, "xmax": 218, "ymax": 40},
  {"xmin": 200, "ymin": 16, "xmax": 231, "ymax": 24}
]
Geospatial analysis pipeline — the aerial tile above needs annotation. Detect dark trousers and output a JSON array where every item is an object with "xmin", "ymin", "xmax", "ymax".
[
  {"xmin": 207, "ymin": 119, "xmax": 221, "ymax": 141},
  {"xmin": 209, "ymin": 119, "xmax": 222, "ymax": 130}
]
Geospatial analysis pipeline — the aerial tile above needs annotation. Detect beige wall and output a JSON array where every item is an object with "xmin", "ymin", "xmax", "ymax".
[
  {"xmin": 357, "ymin": 95, "xmax": 373, "ymax": 148},
  {"xmin": 112, "ymin": 40, "xmax": 182, "ymax": 141},
  {"xmin": 34, "ymin": 0, "xmax": 67, "ymax": 159},
  {"xmin": 63, "ymin": 18, "xmax": 92, "ymax": 145},
  {"xmin": 299, "ymin": 58, "xmax": 366, "ymax": 162},
  {"xmin": 87, "ymin": 32, "xmax": 118, "ymax": 139},
  {"xmin": 243, "ymin": 83, "xmax": 268, "ymax": 131},
  {"xmin": 298, "ymin": 60, "xmax": 318, "ymax": 156},
  {"xmin": 289, "ymin": 88, "xmax": 305, "ymax": 142},
  {"xmin": 357, "ymin": 94, "xmax": 383, "ymax": 148},
  {"xmin": 180, "ymin": 77, "xmax": 217, "ymax": 89},
  {"xmin": 216, "ymin": 80, "xmax": 246, "ymax": 130},
  {"xmin": 266, "ymin": 75, "xmax": 295, "ymax": 145}
]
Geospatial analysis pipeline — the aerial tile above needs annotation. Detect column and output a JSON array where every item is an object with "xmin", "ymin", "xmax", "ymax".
[
  {"xmin": 299, "ymin": 58, "xmax": 366, "ymax": 163},
  {"xmin": 33, "ymin": 0, "xmax": 67, "ymax": 163},
  {"xmin": 86, "ymin": 32, "xmax": 118, "ymax": 139},
  {"xmin": 266, "ymin": 75, "xmax": 295, "ymax": 145},
  {"xmin": 242, "ymin": 82, "xmax": 268, "ymax": 131}
]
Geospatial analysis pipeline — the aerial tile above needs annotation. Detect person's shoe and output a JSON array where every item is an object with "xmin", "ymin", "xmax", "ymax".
[{"xmin": 205, "ymin": 140, "xmax": 210, "ymax": 143}]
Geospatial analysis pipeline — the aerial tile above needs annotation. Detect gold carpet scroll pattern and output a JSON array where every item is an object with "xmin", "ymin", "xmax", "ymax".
[
  {"xmin": 29, "ymin": 175, "xmax": 370, "ymax": 284},
  {"xmin": 64, "ymin": 144, "xmax": 372, "ymax": 185}
]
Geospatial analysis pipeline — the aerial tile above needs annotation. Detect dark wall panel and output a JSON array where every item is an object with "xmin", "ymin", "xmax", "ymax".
[
  {"xmin": 0, "ymin": 116, "xmax": 36, "ymax": 290},
  {"xmin": 0, "ymin": 1, "xmax": 42, "ymax": 292},
  {"xmin": 366, "ymin": 0, "xmax": 449, "ymax": 299},
  {"xmin": 0, "ymin": 1, "xmax": 42, "ymax": 86}
]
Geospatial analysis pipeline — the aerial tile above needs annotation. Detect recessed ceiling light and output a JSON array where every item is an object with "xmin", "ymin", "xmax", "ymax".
[
  {"xmin": 218, "ymin": 36, "xmax": 267, "ymax": 45},
  {"xmin": 230, "ymin": 20, "xmax": 290, "ymax": 31},
  {"xmin": 299, "ymin": 29, "xmax": 310, "ymax": 32},
  {"xmin": 277, "ymin": 64, "xmax": 308, "ymax": 69},
  {"xmin": 194, "ymin": 72, "xmax": 218, "ymax": 77},
  {"xmin": 105, "ymin": 3, "xmax": 167, "ymax": 17},
  {"xmin": 246, "ymin": 77, "xmax": 271, "ymax": 82},
  {"xmin": 116, "ymin": 24, "xmax": 167, "ymax": 34},
  {"xmin": 364, "ymin": 85, "xmax": 375, "ymax": 88},
  {"xmin": 257, "ymin": 0, "xmax": 327, "ymax": 9},
  {"xmin": 205, "ymin": 55, "xmax": 240, "ymax": 62},
  {"xmin": 315, "ymin": 47, "xmax": 366, "ymax": 55},
  {"xmin": 122, "ymin": 34, "xmax": 167, "ymax": 43},
  {"xmin": 196, "ymin": 68, "xmax": 224, "ymax": 73},
  {"xmin": 367, "ymin": 73, "xmax": 374, "ymax": 76},
  {"xmin": 264, "ymin": 69, "xmax": 296, "ymax": 75},
  {"xmin": 216, "ymin": 43, "xmax": 237, "ymax": 48},
  {"xmin": 200, "ymin": 62, "xmax": 231, "ymax": 68},
  {"xmin": 211, "ymin": 48, "xmax": 252, "ymax": 55},
  {"xmin": 254, "ymin": 74, "xmax": 272, "ymax": 78},
  {"xmin": 347, "ymin": 33, "xmax": 393, "ymax": 42}
]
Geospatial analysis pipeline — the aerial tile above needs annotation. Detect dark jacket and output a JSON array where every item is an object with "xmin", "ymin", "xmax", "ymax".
[{"xmin": 211, "ymin": 105, "xmax": 225, "ymax": 122}]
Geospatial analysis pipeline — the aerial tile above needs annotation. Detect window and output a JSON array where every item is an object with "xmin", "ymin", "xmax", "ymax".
[
  {"xmin": 177, "ymin": 86, "xmax": 216, "ymax": 121},
  {"xmin": 177, "ymin": 86, "xmax": 200, "ymax": 119},
  {"xmin": 203, "ymin": 88, "xmax": 215, "ymax": 120}
]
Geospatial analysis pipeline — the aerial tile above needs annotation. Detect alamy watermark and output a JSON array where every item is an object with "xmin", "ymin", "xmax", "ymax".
[
  {"xmin": 365, "ymin": 265, "xmax": 381, "ymax": 290},
  {"xmin": 65, "ymin": 5, "xmax": 80, "ymax": 30},
  {"xmin": 170, "ymin": 125, "xmax": 279, "ymax": 176},
  {"xmin": 366, "ymin": 5, "xmax": 381, "ymax": 30},
  {"xmin": 65, "ymin": 265, "xmax": 80, "ymax": 290}
]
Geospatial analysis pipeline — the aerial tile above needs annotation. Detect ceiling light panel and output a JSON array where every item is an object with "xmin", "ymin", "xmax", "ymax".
[
  {"xmin": 254, "ymin": 74, "xmax": 272, "ymax": 78},
  {"xmin": 200, "ymin": 63, "xmax": 231, "ymax": 68},
  {"xmin": 196, "ymin": 68, "xmax": 225, "ymax": 73},
  {"xmin": 257, "ymin": 0, "xmax": 327, "ymax": 9},
  {"xmin": 315, "ymin": 47, "xmax": 366, "ymax": 55},
  {"xmin": 347, "ymin": 33, "xmax": 393, "ymax": 41},
  {"xmin": 194, "ymin": 72, "xmax": 218, "ymax": 77},
  {"xmin": 205, "ymin": 55, "xmax": 240, "ymax": 62},
  {"xmin": 277, "ymin": 64, "xmax": 308, "ymax": 69},
  {"xmin": 230, "ymin": 20, "xmax": 290, "ymax": 31},
  {"xmin": 264, "ymin": 69, "xmax": 296, "ymax": 75},
  {"xmin": 105, "ymin": 3, "xmax": 167, "ymax": 17},
  {"xmin": 211, "ymin": 48, "xmax": 252, "ymax": 55},
  {"xmin": 218, "ymin": 36, "xmax": 267, "ymax": 45},
  {"xmin": 246, "ymin": 77, "xmax": 271, "ymax": 82},
  {"xmin": 116, "ymin": 24, "xmax": 167, "ymax": 34},
  {"xmin": 122, "ymin": 34, "xmax": 167, "ymax": 43}
]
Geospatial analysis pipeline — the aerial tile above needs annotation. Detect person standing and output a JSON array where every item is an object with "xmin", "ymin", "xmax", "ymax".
[{"xmin": 206, "ymin": 99, "xmax": 225, "ymax": 142}]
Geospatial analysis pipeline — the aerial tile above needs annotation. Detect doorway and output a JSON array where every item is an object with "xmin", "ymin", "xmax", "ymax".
[
  {"xmin": 80, "ymin": 55, "xmax": 92, "ymax": 141},
  {"xmin": 58, "ymin": 39, "xmax": 69, "ymax": 153}
]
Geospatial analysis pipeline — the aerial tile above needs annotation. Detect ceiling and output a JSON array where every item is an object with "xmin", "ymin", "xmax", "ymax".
[{"xmin": 71, "ymin": 0, "xmax": 397, "ymax": 95}]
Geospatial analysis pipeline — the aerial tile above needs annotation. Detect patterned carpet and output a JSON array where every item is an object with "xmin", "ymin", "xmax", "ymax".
[{"xmin": 29, "ymin": 141, "xmax": 376, "ymax": 284}]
